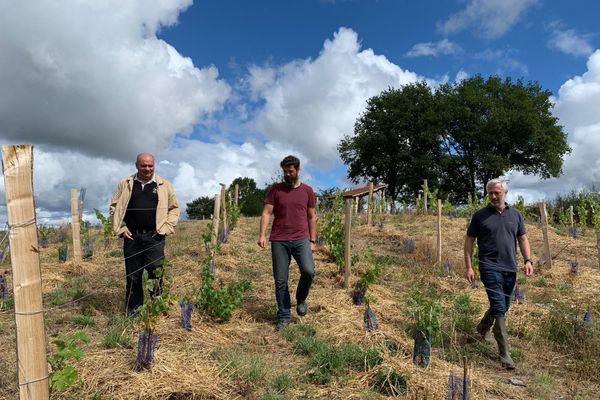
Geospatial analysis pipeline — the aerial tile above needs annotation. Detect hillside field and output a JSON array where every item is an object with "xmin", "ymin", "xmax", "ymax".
[{"xmin": 0, "ymin": 213, "xmax": 599, "ymax": 399}]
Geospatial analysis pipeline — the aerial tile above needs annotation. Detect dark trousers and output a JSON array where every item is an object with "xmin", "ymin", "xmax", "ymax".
[
  {"xmin": 123, "ymin": 233, "xmax": 165, "ymax": 313},
  {"xmin": 480, "ymin": 268, "xmax": 516, "ymax": 318},
  {"xmin": 271, "ymin": 239, "xmax": 315, "ymax": 321}
]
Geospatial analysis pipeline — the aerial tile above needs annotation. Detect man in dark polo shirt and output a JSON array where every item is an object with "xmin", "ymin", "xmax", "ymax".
[
  {"xmin": 464, "ymin": 178, "xmax": 533, "ymax": 370},
  {"xmin": 258, "ymin": 155, "xmax": 317, "ymax": 331},
  {"xmin": 110, "ymin": 152, "xmax": 179, "ymax": 316}
]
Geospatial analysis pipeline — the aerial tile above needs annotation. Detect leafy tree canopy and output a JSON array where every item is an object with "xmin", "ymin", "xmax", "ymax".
[
  {"xmin": 186, "ymin": 196, "xmax": 214, "ymax": 220},
  {"xmin": 230, "ymin": 177, "xmax": 265, "ymax": 216},
  {"xmin": 338, "ymin": 82, "xmax": 442, "ymax": 203},
  {"xmin": 339, "ymin": 76, "xmax": 570, "ymax": 204},
  {"xmin": 240, "ymin": 188, "xmax": 266, "ymax": 216},
  {"xmin": 436, "ymin": 75, "xmax": 570, "ymax": 202},
  {"xmin": 230, "ymin": 177, "xmax": 258, "ymax": 202}
]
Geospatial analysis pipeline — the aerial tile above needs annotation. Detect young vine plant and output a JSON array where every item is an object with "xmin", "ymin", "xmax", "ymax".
[{"xmin": 320, "ymin": 190, "xmax": 345, "ymax": 271}]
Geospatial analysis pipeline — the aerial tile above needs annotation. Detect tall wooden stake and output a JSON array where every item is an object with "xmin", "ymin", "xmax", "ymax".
[
  {"xmin": 344, "ymin": 198, "xmax": 352, "ymax": 288},
  {"xmin": 423, "ymin": 179, "xmax": 428, "ymax": 214},
  {"xmin": 70, "ymin": 188, "xmax": 82, "ymax": 263},
  {"xmin": 211, "ymin": 194, "xmax": 221, "ymax": 258},
  {"xmin": 570, "ymin": 205, "xmax": 574, "ymax": 228},
  {"xmin": 437, "ymin": 199, "xmax": 442, "ymax": 268},
  {"xmin": 234, "ymin": 184, "xmax": 239, "ymax": 207},
  {"xmin": 463, "ymin": 356, "xmax": 469, "ymax": 399},
  {"xmin": 2, "ymin": 145, "xmax": 50, "ymax": 400},
  {"xmin": 219, "ymin": 184, "xmax": 228, "ymax": 235},
  {"xmin": 353, "ymin": 197, "xmax": 358, "ymax": 214},
  {"xmin": 596, "ymin": 231, "xmax": 600, "ymax": 269},
  {"xmin": 539, "ymin": 202, "xmax": 552, "ymax": 268},
  {"xmin": 367, "ymin": 182, "xmax": 374, "ymax": 226}
]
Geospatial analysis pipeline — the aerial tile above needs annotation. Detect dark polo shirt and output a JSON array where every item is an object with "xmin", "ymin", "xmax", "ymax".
[
  {"xmin": 124, "ymin": 180, "xmax": 158, "ymax": 231},
  {"xmin": 467, "ymin": 204, "xmax": 526, "ymax": 272}
]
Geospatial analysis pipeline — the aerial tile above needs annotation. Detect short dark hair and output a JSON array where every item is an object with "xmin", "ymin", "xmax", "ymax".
[{"xmin": 280, "ymin": 155, "xmax": 300, "ymax": 169}]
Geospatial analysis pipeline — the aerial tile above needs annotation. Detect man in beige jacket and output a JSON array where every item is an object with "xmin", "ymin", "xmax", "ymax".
[{"xmin": 110, "ymin": 152, "xmax": 179, "ymax": 316}]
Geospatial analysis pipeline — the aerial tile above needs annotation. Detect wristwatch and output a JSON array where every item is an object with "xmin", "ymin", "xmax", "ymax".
[
  {"xmin": 309, "ymin": 239, "xmax": 316, "ymax": 244},
  {"xmin": 524, "ymin": 259, "xmax": 532, "ymax": 264}
]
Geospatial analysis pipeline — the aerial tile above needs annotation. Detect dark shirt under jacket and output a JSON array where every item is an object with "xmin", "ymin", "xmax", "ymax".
[
  {"xmin": 467, "ymin": 204, "xmax": 526, "ymax": 272},
  {"xmin": 124, "ymin": 181, "xmax": 158, "ymax": 231}
]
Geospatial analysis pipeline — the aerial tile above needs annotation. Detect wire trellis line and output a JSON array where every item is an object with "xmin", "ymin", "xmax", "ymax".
[{"xmin": 0, "ymin": 232, "xmax": 167, "ymax": 316}]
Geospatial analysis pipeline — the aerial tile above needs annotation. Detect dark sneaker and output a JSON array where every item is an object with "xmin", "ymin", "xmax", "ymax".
[
  {"xmin": 296, "ymin": 301, "xmax": 308, "ymax": 317},
  {"xmin": 276, "ymin": 319, "xmax": 290, "ymax": 331}
]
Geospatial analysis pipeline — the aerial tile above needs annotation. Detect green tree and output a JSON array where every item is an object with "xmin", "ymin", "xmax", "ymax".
[
  {"xmin": 229, "ymin": 177, "xmax": 267, "ymax": 216},
  {"xmin": 240, "ymin": 188, "xmax": 266, "ymax": 216},
  {"xmin": 339, "ymin": 76, "xmax": 571, "ymax": 206},
  {"xmin": 186, "ymin": 196, "xmax": 215, "ymax": 219},
  {"xmin": 317, "ymin": 187, "xmax": 339, "ymax": 212},
  {"xmin": 436, "ymin": 75, "xmax": 570, "ymax": 202},
  {"xmin": 230, "ymin": 177, "xmax": 257, "ymax": 203},
  {"xmin": 338, "ymin": 82, "xmax": 442, "ymax": 205}
]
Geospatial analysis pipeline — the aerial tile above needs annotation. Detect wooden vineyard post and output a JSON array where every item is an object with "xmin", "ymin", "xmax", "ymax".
[
  {"xmin": 78, "ymin": 188, "xmax": 85, "ymax": 220},
  {"xmin": 70, "ymin": 188, "xmax": 82, "ymax": 263},
  {"xmin": 367, "ymin": 182, "xmax": 374, "ymax": 226},
  {"xmin": 570, "ymin": 205, "xmax": 574, "ymax": 228},
  {"xmin": 463, "ymin": 356, "xmax": 469, "ymax": 399},
  {"xmin": 2, "ymin": 145, "xmax": 50, "ymax": 400},
  {"xmin": 211, "ymin": 193, "xmax": 221, "ymax": 258},
  {"xmin": 423, "ymin": 179, "xmax": 428, "ymax": 214},
  {"xmin": 596, "ymin": 231, "xmax": 600, "ymax": 269},
  {"xmin": 220, "ymin": 184, "xmax": 228, "ymax": 235},
  {"xmin": 234, "ymin": 184, "xmax": 239, "ymax": 207},
  {"xmin": 344, "ymin": 197, "xmax": 353, "ymax": 288},
  {"xmin": 539, "ymin": 202, "xmax": 552, "ymax": 268},
  {"xmin": 437, "ymin": 199, "xmax": 442, "ymax": 268}
]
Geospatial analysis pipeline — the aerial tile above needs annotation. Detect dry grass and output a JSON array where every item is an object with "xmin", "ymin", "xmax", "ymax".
[{"xmin": 0, "ymin": 214, "xmax": 599, "ymax": 399}]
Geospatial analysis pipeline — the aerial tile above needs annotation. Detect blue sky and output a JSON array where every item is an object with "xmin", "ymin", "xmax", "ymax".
[
  {"xmin": 159, "ymin": 0, "xmax": 596, "ymax": 94},
  {"xmin": 1, "ymin": 0, "xmax": 600, "ymax": 221}
]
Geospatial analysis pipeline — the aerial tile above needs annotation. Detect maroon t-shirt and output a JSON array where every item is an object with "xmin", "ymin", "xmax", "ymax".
[{"xmin": 265, "ymin": 182, "xmax": 316, "ymax": 241}]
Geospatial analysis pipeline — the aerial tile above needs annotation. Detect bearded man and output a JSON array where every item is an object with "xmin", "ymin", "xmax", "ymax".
[{"xmin": 258, "ymin": 155, "xmax": 317, "ymax": 331}]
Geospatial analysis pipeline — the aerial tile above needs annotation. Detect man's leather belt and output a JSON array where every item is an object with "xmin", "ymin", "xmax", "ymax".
[{"xmin": 133, "ymin": 229, "xmax": 156, "ymax": 235}]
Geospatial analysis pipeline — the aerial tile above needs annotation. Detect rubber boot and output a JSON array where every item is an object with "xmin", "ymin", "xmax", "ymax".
[
  {"xmin": 476, "ymin": 309, "xmax": 494, "ymax": 343},
  {"xmin": 493, "ymin": 316, "xmax": 516, "ymax": 370}
]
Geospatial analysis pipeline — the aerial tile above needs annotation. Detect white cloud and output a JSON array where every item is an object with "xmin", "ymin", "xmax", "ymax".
[
  {"xmin": 165, "ymin": 138, "xmax": 301, "ymax": 205},
  {"xmin": 547, "ymin": 23, "xmax": 594, "ymax": 57},
  {"xmin": 0, "ymin": 139, "xmax": 302, "ymax": 224},
  {"xmin": 438, "ymin": 0, "xmax": 537, "ymax": 39},
  {"xmin": 455, "ymin": 69, "xmax": 469, "ymax": 82},
  {"xmin": 23, "ymin": 148, "xmax": 131, "ymax": 225},
  {"xmin": 0, "ymin": 1, "xmax": 231, "ymax": 162},
  {"xmin": 406, "ymin": 39, "xmax": 463, "ymax": 57},
  {"xmin": 247, "ymin": 65, "xmax": 277, "ymax": 100},
  {"xmin": 477, "ymin": 48, "xmax": 529, "ymax": 76},
  {"xmin": 248, "ymin": 27, "xmax": 423, "ymax": 167},
  {"xmin": 553, "ymin": 51, "xmax": 600, "ymax": 131},
  {"xmin": 508, "ymin": 50, "xmax": 600, "ymax": 199}
]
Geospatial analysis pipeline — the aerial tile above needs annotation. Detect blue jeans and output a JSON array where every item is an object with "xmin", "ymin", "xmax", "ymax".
[
  {"xmin": 271, "ymin": 240, "xmax": 315, "ymax": 321},
  {"xmin": 479, "ymin": 268, "xmax": 516, "ymax": 318}
]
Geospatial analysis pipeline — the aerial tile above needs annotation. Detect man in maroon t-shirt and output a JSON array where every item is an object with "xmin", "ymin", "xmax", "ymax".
[{"xmin": 258, "ymin": 155, "xmax": 317, "ymax": 330}]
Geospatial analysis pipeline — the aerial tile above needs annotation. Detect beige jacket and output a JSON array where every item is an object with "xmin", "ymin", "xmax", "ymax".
[{"xmin": 109, "ymin": 174, "xmax": 180, "ymax": 237}]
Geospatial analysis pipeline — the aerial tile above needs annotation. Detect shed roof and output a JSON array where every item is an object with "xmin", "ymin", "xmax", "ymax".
[{"xmin": 343, "ymin": 183, "xmax": 388, "ymax": 198}]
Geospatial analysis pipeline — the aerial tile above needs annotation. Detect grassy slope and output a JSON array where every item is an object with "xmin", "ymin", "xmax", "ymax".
[{"xmin": 0, "ymin": 214, "xmax": 598, "ymax": 399}]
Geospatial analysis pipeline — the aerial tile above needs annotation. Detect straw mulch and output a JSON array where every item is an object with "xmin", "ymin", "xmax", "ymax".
[{"xmin": 1, "ymin": 213, "xmax": 599, "ymax": 399}]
